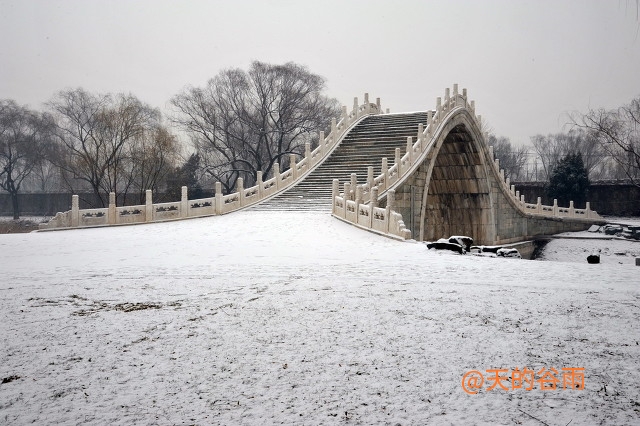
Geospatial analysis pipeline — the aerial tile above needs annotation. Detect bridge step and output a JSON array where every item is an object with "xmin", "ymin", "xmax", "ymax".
[{"xmin": 251, "ymin": 112, "xmax": 429, "ymax": 212}]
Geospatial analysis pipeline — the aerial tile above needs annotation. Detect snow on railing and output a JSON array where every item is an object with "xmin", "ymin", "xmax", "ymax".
[
  {"xmin": 486, "ymin": 145, "xmax": 602, "ymax": 220},
  {"xmin": 333, "ymin": 85, "xmax": 602, "ymax": 233},
  {"xmin": 331, "ymin": 179, "xmax": 411, "ymax": 240},
  {"xmin": 330, "ymin": 85, "xmax": 471, "ymax": 239},
  {"xmin": 349, "ymin": 85, "xmax": 472, "ymax": 202},
  {"xmin": 39, "ymin": 95, "xmax": 384, "ymax": 231}
]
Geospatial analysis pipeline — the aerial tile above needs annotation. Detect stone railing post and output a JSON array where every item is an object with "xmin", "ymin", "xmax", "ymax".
[
  {"xmin": 417, "ymin": 123, "xmax": 424, "ymax": 148},
  {"xmin": 569, "ymin": 201, "xmax": 575, "ymax": 217},
  {"xmin": 387, "ymin": 188, "xmax": 396, "ymax": 211},
  {"xmin": 355, "ymin": 186, "xmax": 363, "ymax": 223},
  {"xmin": 273, "ymin": 162, "xmax": 280, "ymax": 190},
  {"xmin": 445, "ymin": 88, "xmax": 450, "ymax": 109},
  {"xmin": 370, "ymin": 186, "xmax": 379, "ymax": 209},
  {"xmin": 237, "ymin": 177, "xmax": 244, "ymax": 206},
  {"xmin": 369, "ymin": 186, "xmax": 378, "ymax": 228},
  {"xmin": 386, "ymin": 189, "xmax": 396, "ymax": 234},
  {"xmin": 376, "ymin": 97, "xmax": 381, "ymax": 111},
  {"xmin": 331, "ymin": 118, "xmax": 337, "ymax": 145},
  {"xmin": 343, "ymin": 183, "xmax": 350, "ymax": 219},
  {"xmin": 553, "ymin": 199, "xmax": 559, "ymax": 216},
  {"xmin": 344, "ymin": 182, "xmax": 351, "ymax": 201},
  {"xmin": 353, "ymin": 97, "xmax": 359, "ymax": 117},
  {"xmin": 395, "ymin": 147, "xmax": 401, "ymax": 175},
  {"xmin": 108, "ymin": 192, "xmax": 116, "ymax": 225},
  {"xmin": 289, "ymin": 154, "xmax": 297, "ymax": 180},
  {"xmin": 319, "ymin": 131, "xmax": 325, "ymax": 155},
  {"xmin": 305, "ymin": 142, "xmax": 311, "ymax": 168},
  {"xmin": 381, "ymin": 157, "xmax": 388, "ymax": 190},
  {"xmin": 367, "ymin": 166, "xmax": 374, "ymax": 191},
  {"xmin": 332, "ymin": 179, "xmax": 339, "ymax": 214},
  {"xmin": 350, "ymin": 173, "xmax": 357, "ymax": 198},
  {"xmin": 437, "ymin": 97, "xmax": 442, "ymax": 113},
  {"xmin": 406, "ymin": 137, "xmax": 413, "ymax": 163},
  {"xmin": 537, "ymin": 197, "xmax": 542, "ymax": 214},
  {"xmin": 257, "ymin": 171, "xmax": 264, "ymax": 198},
  {"xmin": 181, "ymin": 186, "xmax": 188, "ymax": 218},
  {"xmin": 364, "ymin": 93, "xmax": 370, "ymax": 113},
  {"xmin": 71, "ymin": 194, "xmax": 79, "ymax": 227},
  {"xmin": 145, "ymin": 190, "xmax": 153, "ymax": 222},
  {"xmin": 585, "ymin": 202, "xmax": 592, "ymax": 218},
  {"xmin": 215, "ymin": 182, "xmax": 222, "ymax": 214}
]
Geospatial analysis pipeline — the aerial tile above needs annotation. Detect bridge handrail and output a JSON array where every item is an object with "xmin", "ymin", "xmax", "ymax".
[
  {"xmin": 354, "ymin": 86, "xmax": 467, "ymax": 202},
  {"xmin": 486, "ymin": 145, "xmax": 601, "ymax": 220},
  {"xmin": 332, "ymin": 85, "xmax": 601, "ymax": 239},
  {"xmin": 40, "ymin": 95, "xmax": 384, "ymax": 230},
  {"xmin": 331, "ymin": 181, "xmax": 411, "ymax": 240}
]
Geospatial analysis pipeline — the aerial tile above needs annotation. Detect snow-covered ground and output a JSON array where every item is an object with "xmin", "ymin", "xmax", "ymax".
[
  {"xmin": 1, "ymin": 211, "xmax": 639, "ymax": 425},
  {"xmin": 540, "ymin": 218, "xmax": 640, "ymax": 266}
]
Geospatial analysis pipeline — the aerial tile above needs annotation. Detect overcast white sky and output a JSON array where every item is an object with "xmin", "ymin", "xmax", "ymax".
[{"xmin": 1, "ymin": 0, "xmax": 639, "ymax": 145}]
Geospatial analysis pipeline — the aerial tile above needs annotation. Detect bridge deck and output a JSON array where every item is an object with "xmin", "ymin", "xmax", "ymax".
[{"xmin": 252, "ymin": 112, "xmax": 429, "ymax": 211}]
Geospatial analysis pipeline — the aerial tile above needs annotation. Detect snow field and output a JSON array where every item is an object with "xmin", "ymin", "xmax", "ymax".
[{"xmin": 1, "ymin": 211, "xmax": 639, "ymax": 425}]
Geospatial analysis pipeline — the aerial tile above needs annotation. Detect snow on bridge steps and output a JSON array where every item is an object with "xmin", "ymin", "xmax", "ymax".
[
  {"xmin": 331, "ymin": 85, "xmax": 605, "ymax": 244},
  {"xmin": 38, "ymin": 95, "xmax": 384, "ymax": 231}
]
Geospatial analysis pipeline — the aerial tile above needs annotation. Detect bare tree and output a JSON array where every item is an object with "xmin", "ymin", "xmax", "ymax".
[
  {"xmin": 575, "ymin": 96, "xmax": 640, "ymax": 186},
  {"xmin": 171, "ymin": 61, "xmax": 341, "ymax": 193},
  {"xmin": 29, "ymin": 159, "xmax": 62, "ymax": 192},
  {"xmin": 0, "ymin": 100, "xmax": 54, "ymax": 218},
  {"xmin": 487, "ymin": 134, "xmax": 529, "ymax": 181},
  {"xmin": 530, "ymin": 129, "xmax": 605, "ymax": 181},
  {"xmin": 125, "ymin": 124, "xmax": 181, "ymax": 203},
  {"xmin": 48, "ymin": 89, "xmax": 162, "ymax": 206}
]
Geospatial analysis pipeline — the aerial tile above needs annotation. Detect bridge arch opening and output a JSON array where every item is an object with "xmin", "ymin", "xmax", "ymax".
[{"xmin": 419, "ymin": 121, "xmax": 495, "ymax": 244}]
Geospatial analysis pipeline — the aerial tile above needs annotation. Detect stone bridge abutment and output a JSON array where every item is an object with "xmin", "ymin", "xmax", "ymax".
[
  {"xmin": 391, "ymin": 110, "xmax": 497, "ymax": 244},
  {"xmin": 380, "ymin": 106, "xmax": 602, "ymax": 244}
]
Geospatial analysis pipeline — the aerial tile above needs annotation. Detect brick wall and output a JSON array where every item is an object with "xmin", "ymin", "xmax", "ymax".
[{"xmin": 513, "ymin": 182, "xmax": 640, "ymax": 216}]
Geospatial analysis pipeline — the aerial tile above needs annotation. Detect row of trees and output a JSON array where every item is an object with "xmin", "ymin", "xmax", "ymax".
[
  {"xmin": 50, "ymin": 89, "xmax": 181, "ymax": 207},
  {"xmin": 2, "ymin": 60, "xmax": 639, "ymax": 218},
  {"xmin": 491, "ymin": 128, "xmax": 625, "ymax": 183},
  {"xmin": 0, "ymin": 61, "xmax": 340, "ymax": 218},
  {"xmin": 0, "ymin": 100, "xmax": 55, "ymax": 218},
  {"xmin": 491, "ymin": 96, "xmax": 640, "ymax": 186},
  {"xmin": 488, "ymin": 95, "xmax": 640, "ymax": 207}
]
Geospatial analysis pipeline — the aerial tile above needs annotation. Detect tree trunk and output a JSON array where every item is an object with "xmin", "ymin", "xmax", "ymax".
[{"xmin": 11, "ymin": 191, "xmax": 20, "ymax": 220}]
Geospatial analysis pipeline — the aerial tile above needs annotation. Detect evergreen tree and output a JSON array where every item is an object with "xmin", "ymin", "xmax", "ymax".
[
  {"xmin": 165, "ymin": 154, "xmax": 203, "ymax": 200},
  {"xmin": 546, "ymin": 152, "xmax": 590, "ymax": 208}
]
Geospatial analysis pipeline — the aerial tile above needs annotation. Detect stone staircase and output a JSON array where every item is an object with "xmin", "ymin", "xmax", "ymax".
[{"xmin": 252, "ymin": 112, "xmax": 429, "ymax": 211}]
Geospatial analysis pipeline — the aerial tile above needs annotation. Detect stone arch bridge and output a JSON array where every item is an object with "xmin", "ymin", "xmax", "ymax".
[{"xmin": 41, "ymin": 86, "xmax": 603, "ymax": 245}]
